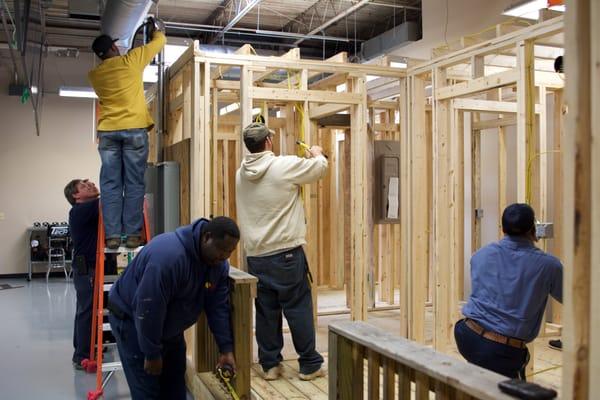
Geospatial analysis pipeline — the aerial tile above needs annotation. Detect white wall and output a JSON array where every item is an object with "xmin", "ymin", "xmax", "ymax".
[
  {"xmin": 0, "ymin": 54, "xmax": 100, "ymax": 275},
  {"xmin": 393, "ymin": 0, "xmax": 517, "ymax": 60}
]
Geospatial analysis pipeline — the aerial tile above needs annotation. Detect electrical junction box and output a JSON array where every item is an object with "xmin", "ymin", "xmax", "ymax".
[
  {"xmin": 374, "ymin": 140, "xmax": 400, "ymax": 224},
  {"xmin": 536, "ymin": 222, "xmax": 554, "ymax": 239}
]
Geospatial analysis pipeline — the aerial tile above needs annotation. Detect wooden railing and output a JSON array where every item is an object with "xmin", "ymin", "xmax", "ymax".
[
  {"xmin": 193, "ymin": 266, "xmax": 257, "ymax": 400},
  {"xmin": 329, "ymin": 321, "xmax": 515, "ymax": 400}
]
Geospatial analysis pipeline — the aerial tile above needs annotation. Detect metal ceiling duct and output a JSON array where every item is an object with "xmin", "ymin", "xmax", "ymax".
[{"xmin": 101, "ymin": 0, "xmax": 156, "ymax": 50}]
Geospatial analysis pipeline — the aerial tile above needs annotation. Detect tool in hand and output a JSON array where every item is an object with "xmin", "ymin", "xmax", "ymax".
[
  {"xmin": 296, "ymin": 140, "xmax": 328, "ymax": 159},
  {"xmin": 216, "ymin": 364, "xmax": 240, "ymax": 400}
]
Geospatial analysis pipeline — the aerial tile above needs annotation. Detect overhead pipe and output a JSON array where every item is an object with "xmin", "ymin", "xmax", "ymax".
[
  {"xmin": 209, "ymin": 0, "xmax": 263, "ymax": 44},
  {"xmin": 101, "ymin": 0, "xmax": 155, "ymax": 50},
  {"xmin": 293, "ymin": 0, "xmax": 371, "ymax": 46}
]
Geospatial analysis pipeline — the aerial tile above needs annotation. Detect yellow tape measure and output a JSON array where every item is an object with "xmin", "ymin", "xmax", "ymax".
[{"xmin": 217, "ymin": 366, "xmax": 240, "ymax": 400}]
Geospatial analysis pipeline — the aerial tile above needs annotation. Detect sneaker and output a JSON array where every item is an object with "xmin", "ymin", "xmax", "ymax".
[
  {"xmin": 106, "ymin": 238, "xmax": 120, "ymax": 250},
  {"xmin": 299, "ymin": 368, "xmax": 326, "ymax": 381},
  {"xmin": 261, "ymin": 365, "xmax": 281, "ymax": 381},
  {"xmin": 72, "ymin": 361, "xmax": 84, "ymax": 371},
  {"xmin": 125, "ymin": 235, "xmax": 142, "ymax": 249},
  {"xmin": 549, "ymin": 339, "xmax": 562, "ymax": 351}
]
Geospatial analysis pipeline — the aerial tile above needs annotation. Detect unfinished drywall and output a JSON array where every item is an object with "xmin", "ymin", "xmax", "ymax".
[{"xmin": 0, "ymin": 65, "xmax": 100, "ymax": 275}]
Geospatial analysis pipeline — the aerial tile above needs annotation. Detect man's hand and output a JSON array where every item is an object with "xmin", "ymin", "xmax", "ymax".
[
  {"xmin": 144, "ymin": 357, "xmax": 163, "ymax": 375},
  {"xmin": 308, "ymin": 145, "xmax": 323, "ymax": 158},
  {"xmin": 217, "ymin": 352, "xmax": 236, "ymax": 374}
]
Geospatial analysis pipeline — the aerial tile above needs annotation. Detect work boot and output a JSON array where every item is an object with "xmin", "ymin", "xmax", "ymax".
[
  {"xmin": 125, "ymin": 235, "xmax": 142, "ymax": 249},
  {"xmin": 72, "ymin": 361, "xmax": 84, "ymax": 371},
  {"xmin": 105, "ymin": 238, "xmax": 120, "ymax": 250},
  {"xmin": 549, "ymin": 339, "xmax": 562, "ymax": 351},
  {"xmin": 299, "ymin": 367, "xmax": 326, "ymax": 381},
  {"xmin": 261, "ymin": 365, "xmax": 281, "ymax": 381}
]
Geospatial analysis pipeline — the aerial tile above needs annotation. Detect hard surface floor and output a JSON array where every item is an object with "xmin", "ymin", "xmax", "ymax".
[{"xmin": 0, "ymin": 277, "xmax": 193, "ymax": 400}]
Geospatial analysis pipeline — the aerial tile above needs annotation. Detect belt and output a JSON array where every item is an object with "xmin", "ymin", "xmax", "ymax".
[{"xmin": 464, "ymin": 318, "xmax": 526, "ymax": 349}]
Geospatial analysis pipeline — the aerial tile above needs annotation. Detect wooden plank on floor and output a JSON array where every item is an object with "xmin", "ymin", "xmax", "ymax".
[
  {"xmin": 251, "ymin": 365, "xmax": 309, "ymax": 399},
  {"xmin": 283, "ymin": 360, "xmax": 329, "ymax": 394},
  {"xmin": 250, "ymin": 367, "xmax": 288, "ymax": 400},
  {"xmin": 279, "ymin": 363, "xmax": 328, "ymax": 400}
]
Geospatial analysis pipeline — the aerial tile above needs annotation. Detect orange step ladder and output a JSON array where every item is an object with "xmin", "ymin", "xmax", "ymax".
[{"xmin": 84, "ymin": 199, "xmax": 151, "ymax": 400}]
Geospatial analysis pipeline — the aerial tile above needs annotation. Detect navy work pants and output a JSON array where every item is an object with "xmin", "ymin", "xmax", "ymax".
[
  {"xmin": 247, "ymin": 247, "xmax": 323, "ymax": 375},
  {"xmin": 109, "ymin": 314, "xmax": 187, "ymax": 400},
  {"xmin": 454, "ymin": 319, "xmax": 529, "ymax": 379},
  {"xmin": 72, "ymin": 270, "xmax": 94, "ymax": 364}
]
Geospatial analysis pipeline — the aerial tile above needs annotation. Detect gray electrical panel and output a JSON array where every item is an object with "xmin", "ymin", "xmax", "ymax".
[
  {"xmin": 145, "ymin": 162, "xmax": 180, "ymax": 237},
  {"xmin": 374, "ymin": 141, "xmax": 401, "ymax": 224}
]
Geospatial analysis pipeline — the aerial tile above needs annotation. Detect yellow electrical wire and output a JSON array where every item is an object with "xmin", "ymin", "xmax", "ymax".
[{"xmin": 525, "ymin": 150, "xmax": 562, "ymax": 204}]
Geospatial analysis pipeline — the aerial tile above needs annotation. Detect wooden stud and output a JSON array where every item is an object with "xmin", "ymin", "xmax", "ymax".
[
  {"xmin": 562, "ymin": 1, "xmax": 592, "ymax": 398},
  {"xmin": 516, "ymin": 40, "xmax": 535, "ymax": 202},
  {"xmin": 367, "ymin": 349, "xmax": 380, "ymax": 400},
  {"xmin": 433, "ymin": 67, "xmax": 453, "ymax": 352}
]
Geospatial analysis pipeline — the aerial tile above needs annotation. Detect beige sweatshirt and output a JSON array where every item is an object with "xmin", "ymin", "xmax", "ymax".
[{"xmin": 235, "ymin": 151, "xmax": 328, "ymax": 257}]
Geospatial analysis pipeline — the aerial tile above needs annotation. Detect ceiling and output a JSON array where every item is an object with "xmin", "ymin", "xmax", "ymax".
[{"xmin": 1, "ymin": 0, "xmax": 422, "ymax": 58}]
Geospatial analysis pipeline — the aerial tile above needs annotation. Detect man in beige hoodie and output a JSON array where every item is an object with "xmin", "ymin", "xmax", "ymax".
[{"xmin": 236, "ymin": 123, "xmax": 327, "ymax": 381}]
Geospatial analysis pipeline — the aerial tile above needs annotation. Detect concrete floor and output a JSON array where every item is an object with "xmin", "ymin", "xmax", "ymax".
[{"xmin": 0, "ymin": 277, "xmax": 192, "ymax": 400}]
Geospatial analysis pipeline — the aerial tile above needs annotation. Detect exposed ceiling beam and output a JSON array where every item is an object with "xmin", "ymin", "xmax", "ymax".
[
  {"xmin": 293, "ymin": 0, "xmax": 371, "ymax": 46},
  {"xmin": 209, "ymin": 0, "xmax": 263, "ymax": 44}
]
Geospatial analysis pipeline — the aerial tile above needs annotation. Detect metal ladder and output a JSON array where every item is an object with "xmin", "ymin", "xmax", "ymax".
[{"xmin": 84, "ymin": 200, "xmax": 151, "ymax": 400}]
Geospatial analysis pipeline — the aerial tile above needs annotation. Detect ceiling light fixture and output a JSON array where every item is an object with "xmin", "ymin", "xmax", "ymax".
[
  {"xmin": 503, "ymin": 0, "xmax": 565, "ymax": 20},
  {"xmin": 58, "ymin": 86, "xmax": 98, "ymax": 99}
]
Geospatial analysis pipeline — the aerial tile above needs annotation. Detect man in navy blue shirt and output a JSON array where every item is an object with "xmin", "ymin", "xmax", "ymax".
[
  {"xmin": 108, "ymin": 217, "xmax": 239, "ymax": 400},
  {"xmin": 64, "ymin": 179, "xmax": 101, "ymax": 369},
  {"xmin": 455, "ymin": 203, "xmax": 563, "ymax": 379}
]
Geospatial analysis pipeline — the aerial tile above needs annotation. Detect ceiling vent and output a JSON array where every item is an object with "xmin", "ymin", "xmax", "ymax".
[
  {"xmin": 68, "ymin": 0, "xmax": 101, "ymax": 19},
  {"xmin": 361, "ymin": 21, "xmax": 421, "ymax": 61}
]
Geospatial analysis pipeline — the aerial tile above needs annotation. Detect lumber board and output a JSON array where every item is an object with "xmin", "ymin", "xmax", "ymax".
[
  {"xmin": 562, "ymin": 1, "xmax": 592, "ymax": 398},
  {"xmin": 309, "ymin": 103, "xmax": 350, "ymax": 120},
  {"xmin": 436, "ymin": 70, "xmax": 518, "ymax": 100},
  {"xmin": 409, "ymin": 16, "xmax": 563, "ymax": 75},
  {"xmin": 329, "ymin": 321, "xmax": 516, "ymax": 400},
  {"xmin": 251, "ymin": 87, "xmax": 362, "ymax": 104},
  {"xmin": 516, "ymin": 40, "xmax": 535, "ymax": 202},
  {"xmin": 472, "ymin": 115, "xmax": 516, "ymax": 130},
  {"xmin": 451, "ymin": 98, "xmax": 542, "ymax": 113}
]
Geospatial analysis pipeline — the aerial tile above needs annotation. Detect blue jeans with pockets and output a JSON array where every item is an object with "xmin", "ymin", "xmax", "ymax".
[{"xmin": 98, "ymin": 129, "xmax": 148, "ymax": 239}]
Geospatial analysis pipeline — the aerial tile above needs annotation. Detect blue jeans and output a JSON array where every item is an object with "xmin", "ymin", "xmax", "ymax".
[
  {"xmin": 98, "ymin": 129, "xmax": 148, "ymax": 239},
  {"xmin": 247, "ymin": 247, "xmax": 323, "ymax": 374},
  {"xmin": 109, "ymin": 314, "xmax": 187, "ymax": 400},
  {"xmin": 454, "ymin": 319, "xmax": 529, "ymax": 379}
]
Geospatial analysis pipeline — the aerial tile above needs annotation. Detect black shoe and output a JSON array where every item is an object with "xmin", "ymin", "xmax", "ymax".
[
  {"xmin": 549, "ymin": 339, "xmax": 562, "ymax": 350},
  {"xmin": 106, "ymin": 238, "xmax": 120, "ymax": 250},
  {"xmin": 125, "ymin": 235, "xmax": 142, "ymax": 249}
]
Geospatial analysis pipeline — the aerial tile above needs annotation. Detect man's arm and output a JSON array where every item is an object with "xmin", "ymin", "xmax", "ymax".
[
  {"xmin": 132, "ymin": 262, "xmax": 174, "ymax": 362},
  {"xmin": 284, "ymin": 154, "xmax": 328, "ymax": 185},
  {"xmin": 126, "ymin": 31, "xmax": 167, "ymax": 69},
  {"xmin": 548, "ymin": 259, "xmax": 563, "ymax": 303},
  {"xmin": 204, "ymin": 263, "xmax": 234, "ymax": 355}
]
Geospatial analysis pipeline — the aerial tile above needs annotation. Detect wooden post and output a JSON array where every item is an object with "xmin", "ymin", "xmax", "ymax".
[
  {"xmin": 350, "ymin": 75, "xmax": 371, "ymax": 321},
  {"xmin": 562, "ymin": 0, "xmax": 593, "ymax": 398},
  {"xmin": 433, "ymin": 67, "xmax": 453, "ymax": 352},
  {"xmin": 516, "ymin": 40, "xmax": 535, "ymax": 203},
  {"xmin": 450, "ymin": 107, "xmax": 465, "ymax": 323},
  {"xmin": 409, "ymin": 75, "xmax": 429, "ymax": 343}
]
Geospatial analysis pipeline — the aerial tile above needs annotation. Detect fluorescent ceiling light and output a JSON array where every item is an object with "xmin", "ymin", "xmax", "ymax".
[
  {"xmin": 503, "ymin": 0, "xmax": 546, "ymax": 20},
  {"xmin": 31, "ymin": 86, "xmax": 38, "ymax": 94},
  {"xmin": 59, "ymin": 86, "xmax": 98, "ymax": 99},
  {"xmin": 390, "ymin": 61, "xmax": 407, "ymax": 69}
]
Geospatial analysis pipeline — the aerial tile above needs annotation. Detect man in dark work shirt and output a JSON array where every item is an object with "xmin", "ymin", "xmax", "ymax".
[{"xmin": 63, "ymin": 179, "xmax": 101, "ymax": 369}]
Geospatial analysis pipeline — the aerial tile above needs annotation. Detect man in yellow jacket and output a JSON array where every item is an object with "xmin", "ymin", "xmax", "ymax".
[{"xmin": 89, "ymin": 23, "xmax": 166, "ymax": 250}]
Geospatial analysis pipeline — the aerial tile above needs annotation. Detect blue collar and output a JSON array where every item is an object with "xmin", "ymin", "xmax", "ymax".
[{"xmin": 501, "ymin": 235, "xmax": 535, "ymax": 249}]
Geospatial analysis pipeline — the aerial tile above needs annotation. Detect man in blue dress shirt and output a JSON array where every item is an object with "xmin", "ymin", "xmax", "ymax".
[{"xmin": 455, "ymin": 203, "xmax": 563, "ymax": 379}]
